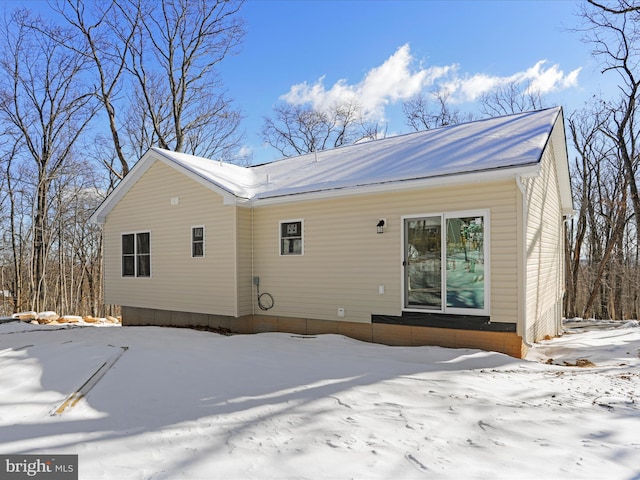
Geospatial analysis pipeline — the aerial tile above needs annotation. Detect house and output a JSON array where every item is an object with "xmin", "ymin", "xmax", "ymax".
[{"xmin": 90, "ymin": 107, "xmax": 572, "ymax": 358}]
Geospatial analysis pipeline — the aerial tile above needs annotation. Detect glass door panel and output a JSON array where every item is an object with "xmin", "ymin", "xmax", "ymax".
[
  {"xmin": 405, "ymin": 217, "xmax": 442, "ymax": 309},
  {"xmin": 445, "ymin": 216, "xmax": 485, "ymax": 310}
]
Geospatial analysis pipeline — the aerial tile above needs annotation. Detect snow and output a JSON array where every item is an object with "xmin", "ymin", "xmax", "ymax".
[
  {"xmin": 0, "ymin": 320, "xmax": 638, "ymax": 479},
  {"xmin": 153, "ymin": 108, "xmax": 561, "ymax": 202},
  {"xmin": 153, "ymin": 148, "xmax": 255, "ymax": 200},
  {"xmin": 249, "ymin": 108, "xmax": 559, "ymax": 201},
  {"xmin": 92, "ymin": 107, "xmax": 566, "ymax": 224}
]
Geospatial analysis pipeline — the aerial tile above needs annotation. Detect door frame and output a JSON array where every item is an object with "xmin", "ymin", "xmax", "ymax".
[{"xmin": 401, "ymin": 211, "xmax": 490, "ymax": 316}]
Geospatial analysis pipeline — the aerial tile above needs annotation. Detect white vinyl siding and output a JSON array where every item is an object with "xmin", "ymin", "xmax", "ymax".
[
  {"xmin": 252, "ymin": 180, "xmax": 518, "ymax": 324},
  {"xmin": 103, "ymin": 161, "xmax": 238, "ymax": 316},
  {"xmin": 523, "ymin": 136, "xmax": 564, "ymax": 341},
  {"xmin": 236, "ymin": 207, "xmax": 253, "ymax": 316}
]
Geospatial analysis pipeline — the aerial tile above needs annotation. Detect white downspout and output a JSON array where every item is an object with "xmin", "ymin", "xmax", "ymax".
[
  {"xmin": 516, "ymin": 174, "xmax": 533, "ymax": 348},
  {"xmin": 251, "ymin": 206, "xmax": 255, "ymax": 317}
]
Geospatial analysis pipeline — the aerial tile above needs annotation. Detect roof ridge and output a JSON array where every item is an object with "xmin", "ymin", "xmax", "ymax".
[{"xmin": 90, "ymin": 106, "xmax": 565, "ymax": 223}]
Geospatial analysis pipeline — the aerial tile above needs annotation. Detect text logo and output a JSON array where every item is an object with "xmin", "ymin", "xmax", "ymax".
[{"xmin": 0, "ymin": 455, "xmax": 77, "ymax": 479}]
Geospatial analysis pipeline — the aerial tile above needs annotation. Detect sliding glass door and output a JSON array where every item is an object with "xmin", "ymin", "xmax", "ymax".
[{"xmin": 404, "ymin": 212, "xmax": 488, "ymax": 315}]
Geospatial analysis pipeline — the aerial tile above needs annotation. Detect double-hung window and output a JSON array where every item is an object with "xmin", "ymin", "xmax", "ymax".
[{"xmin": 122, "ymin": 232, "xmax": 151, "ymax": 277}]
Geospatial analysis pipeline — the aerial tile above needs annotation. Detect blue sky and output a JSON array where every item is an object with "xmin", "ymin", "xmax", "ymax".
[
  {"xmin": 220, "ymin": 0, "xmax": 612, "ymax": 165},
  {"xmin": 3, "ymin": 0, "xmax": 614, "ymax": 165}
]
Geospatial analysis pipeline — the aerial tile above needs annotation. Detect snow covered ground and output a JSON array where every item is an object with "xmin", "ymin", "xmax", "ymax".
[{"xmin": 0, "ymin": 320, "xmax": 638, "ymax": 479}]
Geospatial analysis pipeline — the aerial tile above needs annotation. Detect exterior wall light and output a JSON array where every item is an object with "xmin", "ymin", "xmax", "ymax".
[{"xmin": 377, "ymin": 219, "xmax": 385, "ymax": 234}]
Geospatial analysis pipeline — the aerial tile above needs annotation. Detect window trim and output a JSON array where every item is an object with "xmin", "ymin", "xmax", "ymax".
[
  {"xmin": 191, "ymin": 225, "xmax": 205, "ymax": 258},
  {"xmin": 401, "ymin": 210, "xmax": 490, "ymax": 316},
  {"xmin": 279, "ymin": 219, "xmax": 304, "ymax": 256},
  {"xmin": 121, "ymin": 231, "xmax": 152, "ymax": 278}
]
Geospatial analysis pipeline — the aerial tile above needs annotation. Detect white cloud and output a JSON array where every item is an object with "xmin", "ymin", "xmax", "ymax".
[
  {"xmin": 519, "ymin": 61, "xmax": 582, "ymax": 96},
  {"xmin": 449, "ymin": 60, "xmax": 583, "ymax": 102},
  {"xmin": 238, "ymin": 145, "xmax": 253, "ymax": 158},
  {"xmin": 562, "ymin": 66, "xmax": 582, "ymax": 89},
  {"xmin": 282, "ymin": 44, "xmax": 451, "ymax": 120},
  {"xmin": 280, "ymin": 46, "xmax": 581, "ymax": 119},
  {"xmin": 358, "ymin": 44, "xmax": 433, "ymax": 111}
]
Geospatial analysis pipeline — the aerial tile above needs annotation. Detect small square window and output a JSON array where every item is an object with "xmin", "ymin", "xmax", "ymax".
[{"xmin": 280, "ymin": 220, "xmax": 303, "ymax": 255}]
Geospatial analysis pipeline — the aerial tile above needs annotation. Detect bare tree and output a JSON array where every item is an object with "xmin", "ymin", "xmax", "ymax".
[
  {"xmin": 51, "ymin": 0, "xmax": 245, "ymax": 170},
  {"xmin": 581, "ymin": 0, "xmax": 640, "ymax": 251},
  {"xmin": 564, "ymin": 0, "xmax": 640, "ymax": 320},
  {"xmin": 0, "ymin": 10, "xmax": 98, "ymax": 311},
  {"xmin": 50, "ymin": 0, "xmax": 140, "ymax": 179},
  {"xmin": 124, "ymin": 0, "xmax": 245, "ymax": 159},
  {"xmin": 588, "ymin": 0, "xmax": 640, "ymax": 14},
  {"xmin": 0, "ymin": 133, "xmax": 17, "ymax": 314},
  {"xmin": 1, "ymin": 138, "xmax": 26, "ymax": 314},
  {"xmin": 479, "ymin": 80, "xmax": 545, "ymax": 117},
  {"xmin": 581, "ymin": 154, "xmax": 629, "ymax": 319},
  {"xmin": 565, "ymin": 106, "xmax": 608, "ymax": 317},
  {"xmin": 564, "ymin": 96, "xmax": 640, "ymax": 319},
  {"xmin": 262, "ymin": 99, "xmax": 383, "ymax": 157},
  {"xmin": 48, "ymin": 157, "xmax": 105, "ymax": 315},
  {"xmin": 403, "ymin": 90, "xmax": 470, "ymax": 131}
]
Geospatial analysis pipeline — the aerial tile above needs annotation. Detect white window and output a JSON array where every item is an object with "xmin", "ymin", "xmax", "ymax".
[
  {"xmin": 192, "ymin": 226, "xmax": 205, "ymax": 258},
  {"xmin": 122, "ymin": 232, "xmax": 151, "ymax": 277},
  {"xmin": 280, "ymin": 220, "xmax": 303, "ymax": 255}
]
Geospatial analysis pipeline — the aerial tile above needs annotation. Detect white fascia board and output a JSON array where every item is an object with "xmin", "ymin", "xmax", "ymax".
[
  {"xmin": 551, "ymin": 114, "xmax": 574, "ymax": 216},
  {"xmin": 248, "ymin": 164, "xmax": 541, "ymax": 207},
  {"xmin": 224, "ymin": 196, "xmax": 252, "ymax": 206}
]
